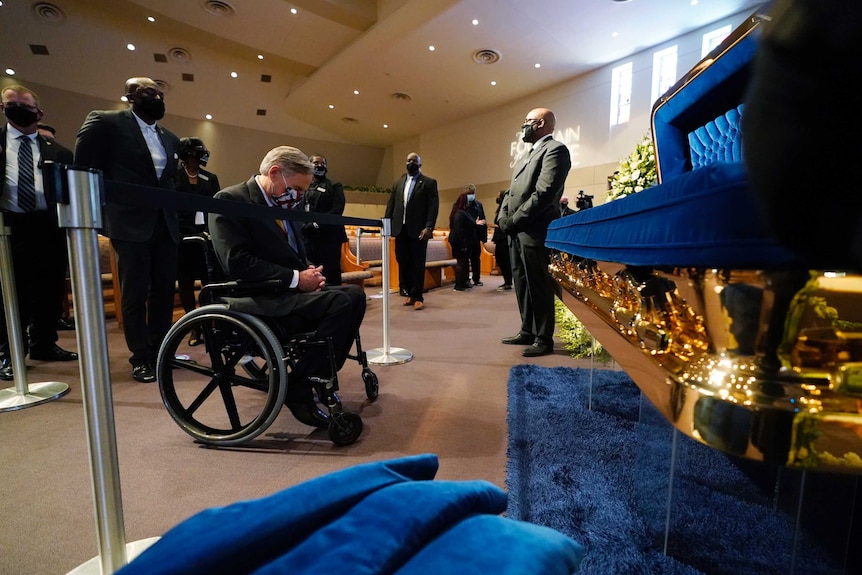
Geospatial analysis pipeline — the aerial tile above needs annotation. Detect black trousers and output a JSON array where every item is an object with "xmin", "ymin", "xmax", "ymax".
[
  {"xmin": 509, "ymin": 233, "xmax": 557, "ymax": 344},
  {"xmin": 305, "ymin": 239, "xmax": 344, "ymax": 286},
  {"xmin": 0, "ymin": 210, "xmax": 67, "ymax": 356},
  {"xmin": 277, "ymin": 284, "xmax": 366, "ymax": 401},
  {"xmin": 394, "ymin": 230, "xmax": 429, "ymax": 301},
  {"xmin": 112, "ymin": 216, "xmax": 178, "ymax": 365}
]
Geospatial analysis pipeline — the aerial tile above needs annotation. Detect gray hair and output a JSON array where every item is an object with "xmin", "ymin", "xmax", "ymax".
[{"xmin": 259, "ymin": 146, "xmax": 313, "ymax": 176}]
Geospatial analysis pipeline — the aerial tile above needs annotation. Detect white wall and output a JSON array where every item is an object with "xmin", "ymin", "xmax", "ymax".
[{"xmin": 385, "ymin": 9, "xmax": 754, "ymax": 226}]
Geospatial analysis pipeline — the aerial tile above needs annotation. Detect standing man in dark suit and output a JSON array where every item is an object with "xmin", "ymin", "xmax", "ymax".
[
  {"xmin": 497, "ymin": 108, "xmax": 571, "ymax": 357},
  {"xmin": 74, "ymin": 77, "xmax": 181, "ymax": 383},
  {"xmin": 208, "ymin": 146, "xmax": 366, "ymax": 428},
  {"xmin": 299, "ymin": 154, "xmax": 348, "ymax": 286},
  {"xmin": 464, "ymin": 183, "xmax": 488, "ymax": 286},
  {"xmin": 384, "ymin": 152, "xmax": 439, "ymax": 310},
  {"xmin": 0, "ymin": 84, "xmax": 78, "ymax": 381}
]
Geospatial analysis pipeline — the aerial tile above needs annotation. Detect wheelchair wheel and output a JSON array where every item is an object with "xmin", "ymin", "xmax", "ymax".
[
  {"xmin": 328, "ymin": 412, "xmax": 363, "ymax": 446},
  {"xmin": 362, "ymin": 368, "xmax": 379, "ymax": 401},
  {"xmin": 157, "ymin": 305, "xmax": 287, "ymax": 446}
]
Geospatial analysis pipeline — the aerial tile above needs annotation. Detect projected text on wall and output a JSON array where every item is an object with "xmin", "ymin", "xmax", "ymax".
[{"xmin": 509, "ymin": 125, "xmax": 581, "ymax": 170}]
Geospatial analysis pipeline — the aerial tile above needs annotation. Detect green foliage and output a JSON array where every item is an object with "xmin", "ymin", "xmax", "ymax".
[{"xmin": 555, "ymin": 299, "xmax": 612, "ymax": 361}]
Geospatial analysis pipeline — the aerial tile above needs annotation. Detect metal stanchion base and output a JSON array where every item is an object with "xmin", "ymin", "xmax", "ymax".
[
  {"xmin": 366, "ymin": 347, "xmax": 413, "ymax": 365},
  {"xmin": 0, "ymin": 381, "xmax": 70, "ymax": 412},
  {"xmin": 65, "ymin": 537, "xmax": 161, "ymax": 575}
]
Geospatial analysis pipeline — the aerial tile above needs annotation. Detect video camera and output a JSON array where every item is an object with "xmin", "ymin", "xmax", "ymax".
[{"xmin": 575, "ymin": 190, "xmax": 594, "ymax": 211}]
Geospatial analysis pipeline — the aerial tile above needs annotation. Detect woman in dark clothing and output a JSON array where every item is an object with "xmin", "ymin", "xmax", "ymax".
[
  {"xmin": 492, "ymin": 189, "xmax": 513, "ymax": 290},
  {"xmin": 448, "ymin": 192, "xmax": 478, "ymax": 291},
  {"xmin": 175, "ymin": 137, "xmax": 220, "ymax": 345}
]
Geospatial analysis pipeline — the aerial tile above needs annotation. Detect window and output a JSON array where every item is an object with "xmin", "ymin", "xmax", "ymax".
[
  {"xmin": 651, "ymin": 45, "xmax": 678, "ymax": 104},
  {"xmin": 702, "ymin": 25, "xmax": 731, "ymax": 58},
  {"xmin": 610, "ymin": 61, "xmax": 632, "ymax": 127}
]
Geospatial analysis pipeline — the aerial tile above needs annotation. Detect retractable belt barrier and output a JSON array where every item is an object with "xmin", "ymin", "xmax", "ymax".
[{"xmin": 18, "ymin": 163, "xmax": 412, "ymax": 575}]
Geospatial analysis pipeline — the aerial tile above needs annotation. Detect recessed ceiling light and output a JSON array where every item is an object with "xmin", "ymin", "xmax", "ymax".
[
  {"xmin": 205, "ymin": 114, "xmax": 213, "ymax": 120},
  {"xmin": 690, "ymin": 0, "xmax": 698, "ymax": 4},
  {"xmin": 490, "ymin": 81, "xmax": 497, "ymax": 86},
  {"xmin": 120, "ymin": 96, "xmax": 128, "ymax": 102},
  {"xmin": 147, "ymin": 16, "xmax": 155, "ymax": 22},
  {"xmin": 472, "ymin": 19, "xmax": 478, "ymax": 26},
  {"xmin": 257, "ymin": 54, "xmax": 263, "ymax": 60},
  {"xmin": 383, "ymin": 124, "xmax": 389, "ymax": 128},
  {"xmin": 611, "ymin": 31, "xmax": 619, "ymax": 37},
  {"xmin": 290, "ymin": 8, "xmax": 297, "ymax": 14},
  {"xmin": 230, "ymin": 71, "xmax": 238, "ymax": 78},
  {"xmin": 5, "ymin": 68, "xmax": 15, "ymax": 75},
  {"xmin": 534, "ymin": 63, "xmax": 541, "ymax": 68},
  {"xmin": 353, "ymin": 90, "xmax": 359, "ymax": 95},
  {"xmin": 328, "ymin": 104, "xmax": 334, "ymax": 109},
  {"xmin": 428, "ymin": 45, "xmax": 435, "ymax": 51},
  {"xmin": 126, "ymin": 43, "xmax": 136, "ymax": 51}
]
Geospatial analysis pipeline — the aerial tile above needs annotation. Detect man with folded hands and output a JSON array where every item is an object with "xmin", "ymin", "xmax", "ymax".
[{"xmin": 208, "ymin": 146, "xmax": 366, "ymax": 428}]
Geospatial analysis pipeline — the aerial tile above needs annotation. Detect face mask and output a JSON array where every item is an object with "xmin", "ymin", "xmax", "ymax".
[
  {"xmin": 3, "ymin": 104, "xmax": 39, "ymax": 128},
  {"xmin": 137, "ymin": 97, "xmax": 165, "ymax": 121},
  {"xmin": 406, "ymin": 163, "xmax": 420, "ymax": 176},
  {"xmin": 313, "ymin": 166, "xmax": 327, "ymax": 178},
  {"xmin": 467, "ymin": 194, "xmax": 476, "ymax": 202},
  {"xmin": 521, "ymin": 120, "xmax": 539, "ymax": 142}
]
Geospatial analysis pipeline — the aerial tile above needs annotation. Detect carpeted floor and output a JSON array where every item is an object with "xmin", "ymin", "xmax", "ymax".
[{"xmin": 506, "ymin": 365, "xmax": 854, "ymax": 575}]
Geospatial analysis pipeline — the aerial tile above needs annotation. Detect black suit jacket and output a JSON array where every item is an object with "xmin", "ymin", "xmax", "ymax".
[
  {"xmin": 300, "ymin": 176, "xmax": 348, "ymax": 244},
  {"xmin": 502, "ymin": 137, "xmax": 571, "ymax": 246},
  {"xmin": 384, "ymin": 172, "xmax": 439, "ymax": 237},
  {"xmin": 1, "ymin": 127, "xmax": 73, "ymax": 211},
  {"xmin": 208, "ymin": 177, "xmax": 323, "ymax": 317},
  {"xmin": 74, "ymin": 109, "xmax": 181, "ymax": 243}
]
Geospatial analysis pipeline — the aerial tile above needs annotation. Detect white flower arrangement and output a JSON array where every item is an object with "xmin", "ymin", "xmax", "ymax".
[{"xmin": 607, "ymin": 132, "xmax": 657, "ymax": 201}]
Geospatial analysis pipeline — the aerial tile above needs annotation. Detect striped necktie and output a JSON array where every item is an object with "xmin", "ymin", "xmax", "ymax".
[{"xmin": 17, "ymin": 136, "xmax": 36, "ymax": 212}]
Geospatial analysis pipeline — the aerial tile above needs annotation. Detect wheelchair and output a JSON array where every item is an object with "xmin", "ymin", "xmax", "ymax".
[{"xmin": 155, "ymin": 235, "xmax": 379, "ymax": 447}]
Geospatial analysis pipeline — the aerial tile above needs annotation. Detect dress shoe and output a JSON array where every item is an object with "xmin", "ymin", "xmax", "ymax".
[
  {"xmin": 0, "ymin": 357, "xmax": 13, "ymax": 381},
  {"xmin": 403, "ymin": 297, "xmax": 415, "ymax": 306},
  {"xmin": 501, "ymin": 333, "xmax": 533, "ymax": 345},
  {"xmin": 473, "ymin": 280, "xmax": 483, "ymax": 286},
  {"xmin": 399, "ymin": 288, "xmax": 409, "ymax": 297},
  {"xmin": 131, "ymin": 362, "xmax": 156, "ymax": 383},
  {"xmin": 522, "ymin": 342, "xmax": 554, "ymax": 357},
  {"xmin": 413, "ymin": 301, "xmax": 424, "ymax": 310},
  {"xmin": 497, "ymin": 283, "xmax": 512, "ymax": 291},
  {"xmin": 285, "ymin": 400, "xmax": 330, "ymax": 428},
  {"xmin": 188, "ymin": 326, "xmax": 204, "ymax": 347},
  {"xmin": 453, "ymin": 285, "xmax": 469, "ymax": 291},
  {"xmin": 29, "ymin": 344, "xmax": 78, "ymax": 362},
  {"xmin": 57, "ymin": 317, "xmax": 76, "ymax": 330}
]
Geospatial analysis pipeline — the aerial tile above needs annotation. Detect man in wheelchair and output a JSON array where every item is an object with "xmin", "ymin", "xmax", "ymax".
[{"xmin": 208, "ymin": 146, "xmax": 366, "ymax": 428}]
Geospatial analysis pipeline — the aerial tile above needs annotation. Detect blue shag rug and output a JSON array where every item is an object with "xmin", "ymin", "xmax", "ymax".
[{"xmin": 506, "ymin": 365, "xmax": 852, "ymax": 575}]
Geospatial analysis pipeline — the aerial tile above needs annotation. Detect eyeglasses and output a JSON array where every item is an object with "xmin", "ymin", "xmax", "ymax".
[{"xmin": 2, "ymin": 102, "xmax": 39, "ymax": 113}]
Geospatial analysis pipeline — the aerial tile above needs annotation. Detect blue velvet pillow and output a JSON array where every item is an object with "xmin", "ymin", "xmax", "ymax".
[
  {"xmin": 251, "ymin": 480, "xmax": 508, "ymax": 575},
  {"xmin": 546, "ymin": 162, "xmax": 809, "ymax": 269},
  {"xmin": 117, "ymin": 454, "xmax": 585, "ymax": 575},
  {"xmin": 116, "ymin": 454, "xmax": 440, "ymax": 575},
  {"xmin": 395, "ymin": 515, "xmax": 584, "ymax": 575}
]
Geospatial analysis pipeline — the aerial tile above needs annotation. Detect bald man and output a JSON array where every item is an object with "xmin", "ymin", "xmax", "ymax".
[
  {"xmin": 75, "ymin": 77, "xmax": 181, "ymax": 383},
  {"xmin": 497, "ymin": 108, "xmax": 571, "ymax": 357}
]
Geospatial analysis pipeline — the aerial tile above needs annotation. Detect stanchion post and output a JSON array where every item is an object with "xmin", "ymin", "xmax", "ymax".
[
  {"xmin": 366, "ymin": 217, "xmax": 412, "ymax": 365},
  {"xmin": 0, "ymin": 210, "xmax": 70, "ymax": 410},
  {"xmin": 55, "ymin": 165, "xmax": 129, "ymax": 573}
]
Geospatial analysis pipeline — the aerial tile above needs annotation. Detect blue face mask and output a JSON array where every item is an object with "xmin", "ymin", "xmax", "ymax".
[{"xmin": 467, "ymin": 194, "xmax": 476, "ymax": 202}]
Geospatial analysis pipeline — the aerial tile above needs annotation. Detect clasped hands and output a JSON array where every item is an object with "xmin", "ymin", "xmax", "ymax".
[
  {"xmin": 297, "ymin": 265, "xmax": 326, "ymax": 292},
  {"xmin": 497, "ymin": 216, "xmax": 515, "ymax": 234}
]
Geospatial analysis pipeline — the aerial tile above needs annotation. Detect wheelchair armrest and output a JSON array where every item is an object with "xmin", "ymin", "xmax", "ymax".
[{"xmin": 199, "ymin": 279, "xmax": 286, "ymax": 306}]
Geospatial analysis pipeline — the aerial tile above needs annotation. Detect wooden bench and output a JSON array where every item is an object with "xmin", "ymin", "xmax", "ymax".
[{"xmin": 347, "ymin": 233, "xmax": 456, "ymax": 291}]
